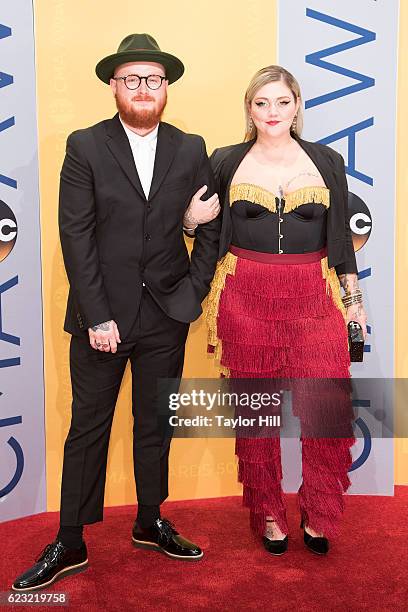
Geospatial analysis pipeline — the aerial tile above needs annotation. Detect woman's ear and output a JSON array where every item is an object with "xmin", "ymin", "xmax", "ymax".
[{"xmin": 295, "ymin": 96, "xmax": 301, "ymax": 113}]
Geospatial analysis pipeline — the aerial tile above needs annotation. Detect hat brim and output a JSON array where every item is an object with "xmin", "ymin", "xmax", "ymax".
[{"xmin": 95, "ymin": 50, "xmax": 184, "ymax": 84}]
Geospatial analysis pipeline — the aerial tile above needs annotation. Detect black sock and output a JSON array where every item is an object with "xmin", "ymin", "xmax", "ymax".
[
  {"xmin": 136, "ymin": 504, "xmax": 160, "ymax": 528},
  {"xmin": 57, "ymin": 525, "xmax": 84, "ymax": 549}
]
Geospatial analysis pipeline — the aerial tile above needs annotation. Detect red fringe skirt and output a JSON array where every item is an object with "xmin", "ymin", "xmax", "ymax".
[{"xmin": 206, "ymin": 246, "xmax": 355, "ymax": 537}]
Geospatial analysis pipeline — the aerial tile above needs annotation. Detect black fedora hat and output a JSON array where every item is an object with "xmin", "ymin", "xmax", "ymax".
[{"xmin": 95, "ymin": 33, "xmax": 184, "ymax": 84}]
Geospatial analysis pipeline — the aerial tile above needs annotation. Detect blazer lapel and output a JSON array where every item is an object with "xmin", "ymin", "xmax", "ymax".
[
  {"xmin": 105, "ymin": 114, "xmax": 145, "ymax": 199},
  {"xmin": 296, "ymin": 137, "xmax": 336, "ymax": 193},
  {"xmin": 148, "ymin": 122, "xmax": 179, "ymax": 201},
  {"xmin": 217, "ymin": 139, "xmax": 255, "ymax": 259},
  {"xmin": 223, "ymin": 139, "xmax": 256, "ymax": 205},
  {"xmin": 296, "ymin": 137, "xmax": 345, "ymax": 247}
]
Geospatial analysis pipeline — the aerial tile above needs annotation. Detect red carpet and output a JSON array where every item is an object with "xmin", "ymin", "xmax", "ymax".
[{"xmin": 1, "ymin": 487, "xmax": 407, "ymax": 611}]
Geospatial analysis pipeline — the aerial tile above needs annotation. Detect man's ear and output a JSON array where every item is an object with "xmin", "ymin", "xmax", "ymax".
[{"xmin": 110, "ymin": 78, "xmax": 117, "ymax": 96}]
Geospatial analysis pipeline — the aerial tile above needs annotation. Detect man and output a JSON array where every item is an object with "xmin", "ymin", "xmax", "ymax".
[{"xmin": 13, "ymin": 33, "xmax": 220, "ymax": 591}]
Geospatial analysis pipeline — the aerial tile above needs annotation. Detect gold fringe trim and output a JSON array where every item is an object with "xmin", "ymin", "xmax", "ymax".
[
  {"xmin": 230, "ymin": 183, "xmax": 276, "ymax": 213},
  {"xmin": 230, "ymin": 183, "xmax": 330, "ymax": 213},
  {"xmin": 285, "ymin": 186, "xmax": 330, "ymax": 212},
  {"xmin": 205, "ymin": 252, "xmax": 238, "ymax": 378},
  {"xmin": 321, "ymin": 257, "xmax": 346, "ymax": 319}
]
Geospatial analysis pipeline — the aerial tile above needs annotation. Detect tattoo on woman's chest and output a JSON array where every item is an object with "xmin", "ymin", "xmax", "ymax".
[{"xmin": 285, "ymin": 171, "xmax": 321, "ymax": 190}]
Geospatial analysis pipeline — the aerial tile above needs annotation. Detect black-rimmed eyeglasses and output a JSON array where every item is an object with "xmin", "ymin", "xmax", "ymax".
[{"xmin": 112, "ymin": 74, "xmax": 166, "ymax": 90}]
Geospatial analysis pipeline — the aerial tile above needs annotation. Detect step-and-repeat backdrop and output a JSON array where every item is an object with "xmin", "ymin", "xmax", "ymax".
[
  {"xmin": 0, "ymin": 2, "xmax": 45, "ymax": 522},
  {"xmin": 278, "ymin": 0, "xmax": 399, "ymax": 495},
  {"xmin": 0, "ymin": 0, "xmax": 404, "ymax": 522}
]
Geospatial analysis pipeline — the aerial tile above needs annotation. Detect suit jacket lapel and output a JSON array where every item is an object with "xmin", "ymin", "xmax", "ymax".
[
  {"xmin": 105, "ymin": 114, "xmax": 145, "ymax": 199},
  {"xmin": 148, "ymin": 122, "xmax": 179, "ymax": 201}
]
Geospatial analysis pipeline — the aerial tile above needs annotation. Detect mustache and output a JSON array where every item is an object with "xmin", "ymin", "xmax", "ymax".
[{"xmin": 131, "ymin": 95, "xmax": 155, "ymax": 102}]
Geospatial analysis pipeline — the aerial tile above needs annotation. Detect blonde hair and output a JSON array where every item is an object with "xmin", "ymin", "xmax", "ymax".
[{"xmin": 244, "ymin": 65, "xmax": 303, "ymax": 141}]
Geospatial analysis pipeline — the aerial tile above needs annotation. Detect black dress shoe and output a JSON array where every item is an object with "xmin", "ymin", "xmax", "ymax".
[
  {"xmin": 12, "ymin": 541, "xmax": 88, "ymax": 592},
  {"xmin": 262, "ymin": 535, "xmax": 288, "ymax": 556},
  {"xmin": 132, "ymin": 518, "xmax": 203, "ymax": 560},
  {"xmin": 300, "ymin": 519, "xmax": 329, "ymax": 555}
]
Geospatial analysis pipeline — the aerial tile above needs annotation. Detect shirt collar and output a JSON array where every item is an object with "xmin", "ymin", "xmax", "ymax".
[{"xmin": 119, "ymin": 116, "xmax": 159, "ymax": 150}]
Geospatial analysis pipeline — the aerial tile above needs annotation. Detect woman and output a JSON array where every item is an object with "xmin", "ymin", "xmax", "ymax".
[{"xmin": 204, "ymin": 66, "xmax": 367, "ymax": 555}]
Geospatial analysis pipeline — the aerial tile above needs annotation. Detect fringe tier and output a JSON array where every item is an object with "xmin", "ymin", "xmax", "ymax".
[
  {"xmin": 206, "ymin": 254, "xmax": 349, "ymax": 377},
  {"xmin": 205, "ymin": 251, "xmax": 354, "ymax": 538},
  {"xmin": 236, "ymin": 437, "xmax": 289, "ymax": 536},
  {"xmin": 298, "ymin": 436, "xmax": 355, "ymax": 538}
]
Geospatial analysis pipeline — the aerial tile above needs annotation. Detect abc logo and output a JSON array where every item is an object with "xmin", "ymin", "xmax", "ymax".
[
  {"xmin": 0, "ymin": 200, "xmax": 18, "ymax": 262},
  {"xmin": 348, "ymin": 192, "xmax": 372, "ymax": 252}
]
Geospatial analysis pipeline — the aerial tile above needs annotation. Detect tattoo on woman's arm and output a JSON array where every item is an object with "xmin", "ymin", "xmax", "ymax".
[
  {"xmin": 338, "ymin": 273, "xmax": 359, "ymax": 294},
  {"xmin": 353, "ymin": 304, "xmax": 365, "ymax": 318}
]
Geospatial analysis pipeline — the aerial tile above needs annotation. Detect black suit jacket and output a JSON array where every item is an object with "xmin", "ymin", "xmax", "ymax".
[
  {"xmin": 59, "ymin": 114, "xmax": 220, "ymax": 337},
  {"xmin": 210, "ymin": 136, "xmax": 357, "ymax": 274}
]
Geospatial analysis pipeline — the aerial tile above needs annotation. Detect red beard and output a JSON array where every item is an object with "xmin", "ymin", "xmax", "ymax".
[{"xmin": 115, "ymin": 93, "xmax": 167, "ymax": 129}]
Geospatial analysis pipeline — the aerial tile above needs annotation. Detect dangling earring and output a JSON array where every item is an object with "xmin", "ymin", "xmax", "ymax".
[
  {"xmin": 248, "ymin": 116, "xmax": 254, "ymax": 131},
  {"xmin": 291, "ymin": 114, "xmax": 298, "ymax": 133}
]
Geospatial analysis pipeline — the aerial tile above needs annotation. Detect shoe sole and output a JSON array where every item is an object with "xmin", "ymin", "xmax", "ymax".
[
  {"xmin": 264, "ymin": 545, "xmax": 288, "ymax": 556},
  {"xmin": 131, "ymin": 537, "xmax": 203, "ymax": 561},
  {"xmin": 305, "ymin": 546, "xmax": 328, "ymax": 555},
  {"xmin": 12, "ymin": 559, "xmax": 89, "ymax": 592}
]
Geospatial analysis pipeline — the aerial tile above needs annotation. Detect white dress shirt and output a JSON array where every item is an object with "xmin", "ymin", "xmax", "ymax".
[{"xmin": 119, "ymin": 117, "xmax": 159, "ymax": 199}]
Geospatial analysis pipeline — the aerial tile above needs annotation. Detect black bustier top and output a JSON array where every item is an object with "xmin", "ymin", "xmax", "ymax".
[{"xmin": 230, "ymin": 183, "xmax": 330, "ymax": 254}]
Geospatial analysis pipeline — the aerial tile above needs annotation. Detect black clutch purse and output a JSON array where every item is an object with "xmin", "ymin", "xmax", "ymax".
[{"xmin": 348, "ymin": 321, "xmax": 364, "ymax": 362}]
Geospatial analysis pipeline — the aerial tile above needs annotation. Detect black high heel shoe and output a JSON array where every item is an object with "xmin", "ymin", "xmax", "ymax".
[
  {"xmin": 262, "ymin": 520, "xmax": 288, "ymax": 556},
  {"xmin": 300, "ymin": 519, "xmax": 329, "ymax": 555}
]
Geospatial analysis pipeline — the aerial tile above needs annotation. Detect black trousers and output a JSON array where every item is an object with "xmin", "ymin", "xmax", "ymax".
[{"xmin": 59, "ymin": 288, "xmax": 189, "ymax": 526}]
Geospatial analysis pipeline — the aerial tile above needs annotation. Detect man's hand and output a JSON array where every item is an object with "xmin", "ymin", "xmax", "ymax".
[
  {"xmin": 88, "ymin": 320, "xmax": 121, "ymax": 353},
  {"xmin": 183, "ymin": 185, "xmax": 220, "ymax": 229}
]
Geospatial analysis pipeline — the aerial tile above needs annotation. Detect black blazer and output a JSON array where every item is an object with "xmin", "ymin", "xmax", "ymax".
[
  {"xmin": 59, "ymin": 114, "xmax": 220, "ymax": 337},
  {"xmin": 210, "ymin": 136, "xmax": 357, "ymax": 274}
]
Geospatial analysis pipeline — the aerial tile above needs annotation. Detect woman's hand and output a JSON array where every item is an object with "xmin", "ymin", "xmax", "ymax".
[
  {"xmin": 338, "ymin": 273, "xmax": 368, "ymax": 341},
  {"xmin": 345, "ymin": 303, "xmax": 368, "ymax": 340},
  {"xmin": 183, "ymin": 185, "xmax": 220, "ymax": 230}
]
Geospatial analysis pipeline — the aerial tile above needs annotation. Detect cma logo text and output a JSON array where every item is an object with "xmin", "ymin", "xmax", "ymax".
[
  {"xmin": 348, "ymin": 192, "xmax": 372, "ymax": 251},
  {"xmin": 0, "ymin": 200, "xmax": 17, "ymax": 262}
]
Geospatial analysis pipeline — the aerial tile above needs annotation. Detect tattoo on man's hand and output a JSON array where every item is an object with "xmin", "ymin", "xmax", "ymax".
[{"xmin": 91, "ymin": 321, "xmax": 111, "ymax": 332}]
